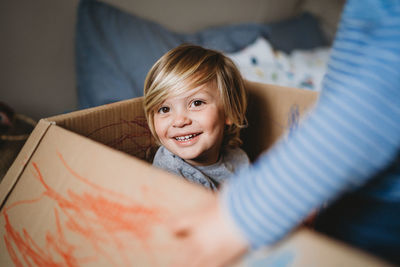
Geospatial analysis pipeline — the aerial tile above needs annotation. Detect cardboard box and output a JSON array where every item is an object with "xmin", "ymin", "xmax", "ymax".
[{"xmin": 0, "ymin": 82, "xmax": 391, "ymax": 266}]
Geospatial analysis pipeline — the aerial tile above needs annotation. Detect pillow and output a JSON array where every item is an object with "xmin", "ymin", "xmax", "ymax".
[
  {"xmin": 227, "ymin": 37, "xmax": 330, "ymax": 91},
  {"xmin": 76, "ymin": 0, "xmax": 328, "ymax": 109}
]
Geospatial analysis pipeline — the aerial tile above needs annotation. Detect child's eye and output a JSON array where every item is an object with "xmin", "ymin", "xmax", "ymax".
[
  {"xmin": 158, "ymin": 106, "xmax": 170, "ymax": 114},
  {"xmin": 191, "ymin": 100, "xmax": 205, "ymax": 108}
]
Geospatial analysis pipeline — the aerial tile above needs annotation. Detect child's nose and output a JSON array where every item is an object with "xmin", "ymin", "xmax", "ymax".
[{"xmin": 173, "ymin": 112, "xmax": 191, "ymax": 128}]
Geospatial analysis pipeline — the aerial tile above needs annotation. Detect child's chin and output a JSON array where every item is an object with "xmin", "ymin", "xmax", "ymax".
[
  {"xmin": 182, "ymin": 155, "xmax": 214, "ymax": 166},
  {"xmin": 179, "ymin": 154, "xmax": 199, "ymax": 162}
]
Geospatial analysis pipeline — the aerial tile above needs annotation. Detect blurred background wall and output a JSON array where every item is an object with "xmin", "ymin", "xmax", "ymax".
[{"xmin": 0, "ymin": 0, "xmax": 343, "ymax": 120}]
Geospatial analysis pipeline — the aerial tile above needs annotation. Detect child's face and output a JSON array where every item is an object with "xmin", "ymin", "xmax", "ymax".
[{"xmin": 153, "ymin": 83, "xmax": 230, "ymax": 166}]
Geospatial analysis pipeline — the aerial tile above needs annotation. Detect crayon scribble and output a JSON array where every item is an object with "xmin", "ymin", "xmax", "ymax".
[
  {"xmin": 287, "ymin": 104, "xmax": 300, "ymax": 137},
  {"xmin": 2, "ymin": 151, "xmax": 167, "ymax": 266},
  {"xmin": 86, "ymin": 116, "xmax": 156, "ymax": 161},
  {"xmin": 269, "ymin": 104, "xmax": 300, "ymax": 137}
]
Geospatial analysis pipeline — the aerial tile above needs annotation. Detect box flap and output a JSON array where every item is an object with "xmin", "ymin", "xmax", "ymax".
[
  {"xmin": 0, "ymin": 119, "xmax": 52, "ymax": 207},
  {"xmin": 0, "ymin": 124, "xmax": 210, "ymax": 266},
  {"xmin": 242, "ymin": 81, "xmax": 319, "ymax": 160},
  {"xmin": 46, "ymin": 97, "xmax": 157, "ymax": 161},
  {"xmin": 237, "ymin": 229, "xmax": 391, "ymax": 267}
]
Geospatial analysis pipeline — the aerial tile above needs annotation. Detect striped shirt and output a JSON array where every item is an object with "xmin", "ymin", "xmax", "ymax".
[{"xmin": 222, "ymin": 0, "xmax": 400, "ymax": 250}]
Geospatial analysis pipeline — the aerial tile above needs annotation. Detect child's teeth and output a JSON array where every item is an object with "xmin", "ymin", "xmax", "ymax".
[{"xmin": 176, "ymin": 134, "xmax": 196, "ymax": 141}]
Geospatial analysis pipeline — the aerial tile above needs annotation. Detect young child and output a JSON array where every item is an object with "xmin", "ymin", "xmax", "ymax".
[{"xmin": 143, "ymin": 44, "xmax": 249, "ymax": 191}]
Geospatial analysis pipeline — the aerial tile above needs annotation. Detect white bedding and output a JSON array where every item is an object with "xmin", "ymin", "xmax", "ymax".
[{"xmin": 227, "ymin": 37, "xmax": 331, "ymax": 91}]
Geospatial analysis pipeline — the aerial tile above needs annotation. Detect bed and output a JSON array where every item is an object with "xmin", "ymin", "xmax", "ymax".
[{"xmin": 76, "ymin": 0, "xmax": 343, "ymax": 109}]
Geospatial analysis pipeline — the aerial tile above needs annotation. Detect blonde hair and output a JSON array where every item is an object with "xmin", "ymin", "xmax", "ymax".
[{"xmin": 143, "ymin": 44, "xmax": 247, "ymax": 148}]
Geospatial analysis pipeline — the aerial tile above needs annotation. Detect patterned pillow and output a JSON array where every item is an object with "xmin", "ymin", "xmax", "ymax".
[{"xmin": 76, "ymin": 0, "xmax": 327, "ymax": 108}]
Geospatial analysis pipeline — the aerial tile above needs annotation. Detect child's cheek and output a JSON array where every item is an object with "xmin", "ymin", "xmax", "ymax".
[{"xmin": 154, "ymin": 117, "xmax": 169, "ymax": 139}]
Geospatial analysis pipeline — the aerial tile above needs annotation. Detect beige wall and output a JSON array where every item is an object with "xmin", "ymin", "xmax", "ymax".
[
  {"xmin": 101, "ymin": 0, "xmax": 299, "ymax": 33},
  {"xmin": 0, "ymin": 0, "xmax": 79, "ymax": 120},
  {"xmin": 0, "ymin": 0, "xmax": 342, "ymax": 120},
  {"xmin": 0, "ymin": 0, "xmax": 302, "ymax": 120}
]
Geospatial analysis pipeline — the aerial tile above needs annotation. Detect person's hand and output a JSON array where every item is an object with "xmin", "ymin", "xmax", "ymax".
[{"xmin": 170, "ymin": 192, "xmax": 249, "ymax": 267}]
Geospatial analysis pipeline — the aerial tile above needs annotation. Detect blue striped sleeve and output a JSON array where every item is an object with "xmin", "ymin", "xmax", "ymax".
[{"xmin": 222, "ymin": 0, "xmax": 400, "ymax": 248}]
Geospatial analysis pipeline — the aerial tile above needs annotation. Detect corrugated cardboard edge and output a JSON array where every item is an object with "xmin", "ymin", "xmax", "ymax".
[
  {"xmin": 236, "ymin": 228, "xmax": 393, "ymax": 267},
  {"xmin": 0, "ymin": 119, "xmax": 53, "ymax": 208},
  {"xmin": 45, "ymin": 97, "xmax": 143, "ymax": 125},
  {"xmin": 45, "ymin": 97, "xmax": 156, "ymax": 161},
  {"xmin": 290, "ymin": 230, "xmax": 393, "ymax": 266}
]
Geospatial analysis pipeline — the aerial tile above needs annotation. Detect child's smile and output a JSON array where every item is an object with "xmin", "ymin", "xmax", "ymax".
[
  {"xmin": 173, "ymin": 132, "xmax": 202, "ymax": 143},
  {"xmin": 153, "ymin": 83, "xmax": 231, "ymax": 166}
]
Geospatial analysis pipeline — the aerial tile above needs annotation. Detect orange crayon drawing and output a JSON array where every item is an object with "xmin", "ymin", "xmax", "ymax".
[{"xmin": 2, "ymin": 151, "xmax": 167, "ymax": 267}]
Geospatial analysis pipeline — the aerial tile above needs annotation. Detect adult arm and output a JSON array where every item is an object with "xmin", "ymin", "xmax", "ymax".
[
  {"xmin": 223, "ymin": 0, "xmax": 400, "ymax": 248},
  {"xmin": 171, "ymin": 0, "xmax": 400, "ymax": 266}
]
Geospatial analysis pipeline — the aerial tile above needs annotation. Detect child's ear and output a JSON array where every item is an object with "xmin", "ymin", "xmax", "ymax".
[{"xmin": 225, "ymin": 117, "xmax": 233, "ymax": 125}]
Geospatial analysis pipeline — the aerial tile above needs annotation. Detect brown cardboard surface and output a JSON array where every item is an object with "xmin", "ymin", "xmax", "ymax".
[
  {"xmin": 46, "ymin": 97, "xmax": 156, "ymax": 161},
  {"xmin": 242, "ymin": 81, "xmax": 318, "ymax": 160},
  {"xmin": 0, "ymin": 81, "xmax": 391, "ymax": 266},
  {"xmin": 47, "ymin": 81, "xmax": 319, "ymax": 163},
  {"xmin": 0, "ymin": 124, "xmax": 209, "ymax": 266},
  {"xmin": 0, "ymin": 119, "xmax": 52, "ymax": 207},
  {"xmin": 237, "ymin": 229, "xmax": 392, "ymax": 267}
]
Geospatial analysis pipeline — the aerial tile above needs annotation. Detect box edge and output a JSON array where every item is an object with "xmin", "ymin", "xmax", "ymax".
[{"xmin": 0, "ymin": 119, "xmax": 53, "ymax": 208}]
